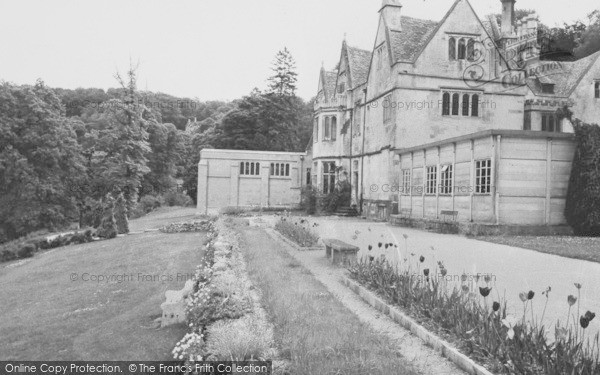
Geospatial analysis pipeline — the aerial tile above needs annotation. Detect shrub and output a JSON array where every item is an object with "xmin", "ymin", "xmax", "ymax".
[
  {"xmin": 16, "ymin": 244, "xmax": 35, "ymax": 258},
  {"xmin": 320, "ymin": 180, "xmax": 351, "ymax": 213},
  {"xmin": 160, "ymin": 220, "xmax": 214, "ymax": 233},
  {"xmin": 565, "ymin": 120, "xmax": 600, "ymax": 236},
  {"xmin": 300, "ymin": 186, "xmax": 317, "ymax": 215},
  {"xmin": 0, "ymin": 249, "xmax": 17, "ymax": 262},
  {"xmin": 274, "ymin": 217, "xmax": 319, "ymax": 247},
  {"xmin": 96, "ymin": 194, "xmax": 117, "ymax": 239},
  {"xmin": 114, "ymin": 193, "xmax": 129, "ymax": 234},
  {"xmin": 204, "ymin": 315, "xmax": 274, "ymax": 361},
  {"xmin": 129, "ymin": 194, "xmax": 164, "ymax": 219},
  {"xmin": 79, "ymin": 198, "xmax": 103, "ymax": 228},
  {"xmin": 219, "ymin": 206, "xmax": 247, "ymax": 216},
  {"xmin": 163, "ymin": 190, "xmax": 193, "ymax": 207}
]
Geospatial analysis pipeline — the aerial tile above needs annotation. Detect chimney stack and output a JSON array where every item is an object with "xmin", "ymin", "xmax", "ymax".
[
  {"xmin": 500, "ymin": 0, "xmax": 516, "ymax": 35},
  {"xmin": 380, "ymin": 0, "xmax": 403, "ymax": 31}
]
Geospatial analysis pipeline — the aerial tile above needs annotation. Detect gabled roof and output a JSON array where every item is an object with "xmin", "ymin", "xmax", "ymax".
[
  {"xmin": 526, "ymin": 51, "xmax": 600, "ymax": 97},
  {"xmin": 323, "ymin": 70, "xmax": 338, "ymax": 98},
  {"xmin": 388, "ymin": 16, "xmax": 438, "ymax": 63},
  {"xmin": 346, "ymin": 44, "xmax": 372, "ymax": 88}
]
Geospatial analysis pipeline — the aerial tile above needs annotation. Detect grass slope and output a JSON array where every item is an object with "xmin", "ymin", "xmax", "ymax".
[{"xmin": 0, "ymin": 210, "xmax": 206, "ymax": 360}]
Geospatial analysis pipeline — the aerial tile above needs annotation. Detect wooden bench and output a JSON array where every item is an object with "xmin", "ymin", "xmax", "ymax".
[
  {"xmin": 390, "ymin": 208, "xmax": 412, "ymax": 225},
  {"xmin": 322, "ymin": 238, "xmax": 360, "ymax": 266},
  {"xmin": 440, "ymin": 210, "xmax": 459, "ymax": 222}
]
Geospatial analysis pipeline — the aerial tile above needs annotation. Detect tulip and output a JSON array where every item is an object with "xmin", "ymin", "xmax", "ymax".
[
  {"xmin": 585, "ymin": 311, "xmax": 596, "ymax": 322},
  {"xmin": 419, "ymin": 255, "xmax": 425, "ymax": 263},
  {"xmin": 461, "ymin": 285, "xmax": 469, "ymax": 294},
  {"xmin": 440, "ymin": 268, "xmax": 448, "ymax": 277},
  {"xmin": 575, "ymin": 283, "xmax": 582, "ymax": 290},
  {"xmin": 479, "ymin": 287, "xmax": 492, "ymax": 297},
  {"xmin": 368, "ymin": 245, "xmax": 373, "ymax": 251},
  {"xmin": 519, "ymin": 292, "xmax": 528, "ymax": 303},
  {"xmin": 484, "ymin": 274, "xmax": 491, "ymax": 284},
  {"xmin": 492, "ymin": 301, "xmax": 500, "ymax": 312},
  {"xmin": 423, "ymin": 269, "xmax": 430, "ymax": 277},
  {"xmin": 580, "ymin": 316, "xmax": 590, "ymax": 329},
  {"xmin": 378, "ymin": 242, "xmax": 382, "ymax": 248},
  {"xmin": 568, "ymin": 295, "xmax": 577, "ymax": 306},
  {"xmin": 402, "ymin": 234, "xmax": 408, "ymax": 239},
  {"xmin": 461, "ymin": 273, "xmax": 468, "ymax": 282},
  {"xmin": 385, "ymin": 244, "xmax": 389, "ymax": 249},
  {"xmin": 368, "ymin": 255, "xmax": 375, "ymax": 262},
  {"xmin": 527, "ymin": 291, "xmax": 535, "ymax": 300}
]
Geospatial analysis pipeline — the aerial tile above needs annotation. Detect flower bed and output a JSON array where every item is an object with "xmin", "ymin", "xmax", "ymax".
[
  {"xmin": 172, "ymin": 219, "xmax": 276, "ymax": 365},
  {"xmin": 348, "ymin": 239, "xmax": 599, "ymax": 374},
  {"xmin": 160, "ymin": 220, "xmax": 214, "ymax": 233},
  {"xmin": 273, "ymin": 216, "xmax": 319, "ymax": 248}
]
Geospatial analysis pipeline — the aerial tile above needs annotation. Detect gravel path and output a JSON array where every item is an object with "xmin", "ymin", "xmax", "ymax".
[{"xmin": 254, "ymin": 223, "xmax": 465, "ymax": 375}]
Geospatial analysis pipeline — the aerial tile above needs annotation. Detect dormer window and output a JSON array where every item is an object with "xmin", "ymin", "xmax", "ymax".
[
  {"xmin": 337, "ymin": 82, "xmax": 346, "ymax": 94},
  {"xmin": 541, "ymin": 83, "xmax": 555, "ymax": 94}
]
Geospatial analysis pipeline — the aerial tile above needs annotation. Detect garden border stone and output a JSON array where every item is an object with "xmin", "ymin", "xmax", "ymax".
[{"xmin": 341, "ymin": 276, "xmax": 494, "ymax": 375}]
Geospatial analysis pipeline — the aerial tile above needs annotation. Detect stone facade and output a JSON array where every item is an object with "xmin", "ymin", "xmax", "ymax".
[
  {"xmin": 197, "ymin": 149, "xmax": 310, "ymax": 214},
  {"xmin": 310, "ymin": 0, "xmax": 600, "ymax": 225}
]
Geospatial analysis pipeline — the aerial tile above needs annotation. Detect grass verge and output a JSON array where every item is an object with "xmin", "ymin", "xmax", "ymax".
[
  {"xmin": 477, "ymin": 236, "xmax": 600, "ymax": 263},
  {"xmin": 239, "ymin": 227, "xmax": 418, "ymax": 375}
]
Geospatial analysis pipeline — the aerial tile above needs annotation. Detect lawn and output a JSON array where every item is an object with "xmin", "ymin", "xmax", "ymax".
[
  {"xmin": 0, "ymin": 210, "xmax": 207, "ymax": 360},
  {"xmin": 238, "ymin": 225, "xmax": 418, "ymax": 375},
  {"xmin": 477, "ymin": 235, "xmax": 600, "ymax": 263}
]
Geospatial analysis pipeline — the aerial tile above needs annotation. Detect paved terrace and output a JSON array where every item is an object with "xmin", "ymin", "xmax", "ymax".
[{"xmin": 265, "ymin": 215, "xmax": 600, "ymax": 339}]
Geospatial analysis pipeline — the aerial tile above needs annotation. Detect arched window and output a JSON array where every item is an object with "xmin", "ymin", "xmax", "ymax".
[
  {"xmin": 462, "ymin": 94, "xmax": 470, "ymax": 116},
  {"xmin": 458, "ymin": 38, "xmax": 466, "ymax": 60},
  {"xmin": 467, "ymin": 39, "xmax": 475, "ymax": 61},
  {"xmin": 471, "ymin": 94, "xmax": 479, "ymax": 117},
  {"xmin": 442, "ymin": 92, "xmax": 450, "ymax": 115},
  {"xmin": 452, "ymin": 93, "xmax": 460, "ymax": 115},
  {"xmin": 448, "ymin": 37, "xmax": 456, "ymax": 60},
  {"xmin": 331, "ymin": 116, "xmax": 337, "ymax": 141},
  {"xmin": 324, "ymin": 116, "xmax": 331, "ymax": 140}
]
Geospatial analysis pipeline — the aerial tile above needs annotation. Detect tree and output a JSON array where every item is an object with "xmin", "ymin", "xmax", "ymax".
[
  {"xmin": 78, "ymin": 66, "xmax": 152, "ymax": 209},
  {"xmin": 0, "ymin": 80, "xmax": 86, "ymax": 242},
  {"xmin": 574, "ymin": 10, "xmax": 600, "ymax": 58},
  {"xmin": 564, "ymin": 111, "xmax": 600, "ymax": 236},
  {"xmin": 140, "ymin": 122, "xmax": 184, "ymax": 196},
  {"xmin": 267, "ymin": 48, "xmax": 298, "ymax": 96},
  {"xmin": 96, "ymin": 194, "xmax": 117, "ymax": 239},
  {"xmin": 114, "ymin": 192, "xmax": 129, "ymax": 234}
]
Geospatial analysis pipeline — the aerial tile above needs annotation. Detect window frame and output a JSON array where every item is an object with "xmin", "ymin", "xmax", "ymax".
[
  {"xmin": 401, "ymin": 169, "xmax": 411, "ymax": 195},
  {"xmin": 475, "ymin": 159, "xmax": 492, "ymax": 195},
  {"xmin": 425, "ymin": 165, "xmax": 438, "ymax": 195},
  {"xmin": 439, "ymin": 164, "xmax": 453, "ymax": 195},
  {"xmin": 595, "ymin": 81, "xmax": 599, "ymax": 98},
  {"xmin": 448, "ymin": 37, "xmax": 456, "ymax": 60},
  {"xmin": 322, "ymin": 161, "xmax": 336, "ymax": 194},
  {"xmin": 270, "ymin": 162, "xmax": 291, "ymax": 177},
  {"xmin": 383, "ymin": 94, "xmax": 394, "ymax": 124},
  {"xmin": 239, "ymin": 161, "xmax": 261, "ymax": 176}
]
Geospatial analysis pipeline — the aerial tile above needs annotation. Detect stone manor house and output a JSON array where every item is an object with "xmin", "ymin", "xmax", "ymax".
[{"xmin": 198, "ymin": 0, "xmax": 600, "ymax": 227}]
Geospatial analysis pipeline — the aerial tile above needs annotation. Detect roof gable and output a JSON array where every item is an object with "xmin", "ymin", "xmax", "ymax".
[{"xmin": 527, "ymin": 51, "xmax": 600, "ymax": 97}]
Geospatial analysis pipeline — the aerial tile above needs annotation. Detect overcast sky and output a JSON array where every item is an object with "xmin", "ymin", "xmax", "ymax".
[{"xmin": 0, "ymin": 0, "xmax": 597, "ymax": 101}]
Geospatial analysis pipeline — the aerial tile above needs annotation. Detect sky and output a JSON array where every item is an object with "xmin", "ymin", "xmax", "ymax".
[{"xmin": 0, "ymin": 0, "xmax": 597, "ymax": 102}]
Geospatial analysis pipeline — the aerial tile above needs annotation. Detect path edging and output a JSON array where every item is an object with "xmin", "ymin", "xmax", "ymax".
[{"xmin": 341, "ymin": 276, "xmax": 494, "ymax": 375}]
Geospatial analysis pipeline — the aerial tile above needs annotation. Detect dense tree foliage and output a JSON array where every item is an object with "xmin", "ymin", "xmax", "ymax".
[
  {"xmin": 565, "ymin": 119, "xmax": 600, "ymax": 236},
  {"xmin": 0, "ymin": 80, "xmax": 85, "ymax": 242},
  {"xmin": 490, "ymin": 8, "xmax": 600, "ymax": 59}
]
